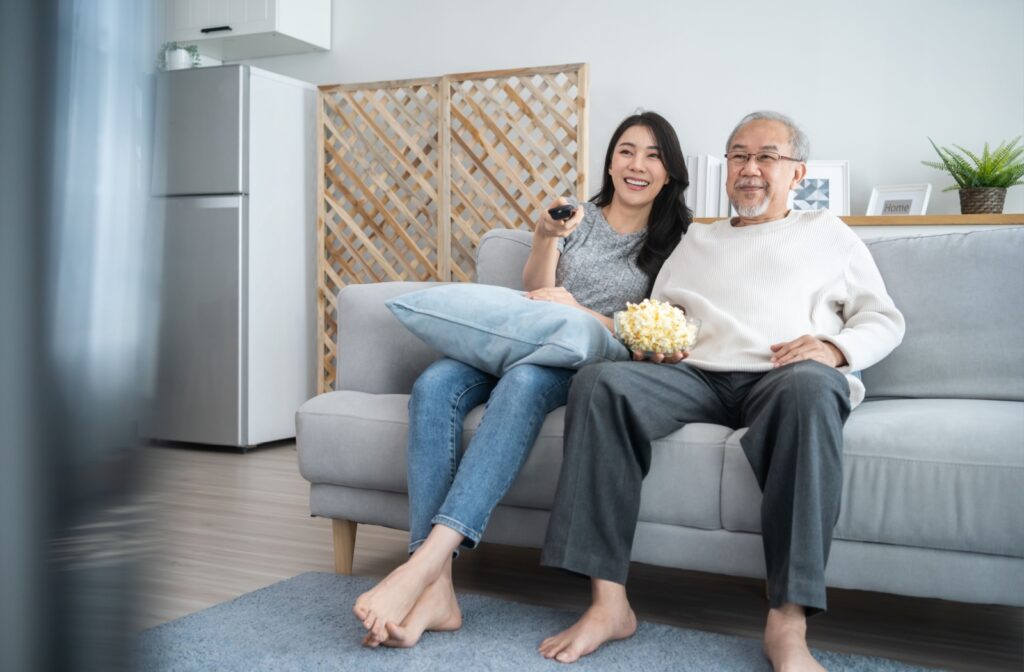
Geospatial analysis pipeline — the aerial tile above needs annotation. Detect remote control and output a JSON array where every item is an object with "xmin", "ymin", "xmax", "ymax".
[{"xmin": 548, "ymin": 203, "xmax": 577, "ymax": 221}]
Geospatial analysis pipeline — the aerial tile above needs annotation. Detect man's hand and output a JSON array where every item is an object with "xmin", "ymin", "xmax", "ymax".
[
  {"xmin": 526, "ymin": 286, "xmax": 584, "ymax": 310},
  {"xmin": 632, "ymin": 350, "xmax": 689, "ymax": 364},
  {"xmin": 770, "ymin": 335, "xmax": 846, "ymax": 368}
]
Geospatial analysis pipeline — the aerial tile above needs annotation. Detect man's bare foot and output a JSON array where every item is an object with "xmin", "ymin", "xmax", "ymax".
[
  {"xmin": 538, "ymin": 579, "xmax": 637, "ymax": 663},
  {"xmin": 763, "ymin": 604, "xmax": 826, "ymax": 672},
  {"xmin": 363, "ymin": 573, "xmax": 462, "ymax": 648}
]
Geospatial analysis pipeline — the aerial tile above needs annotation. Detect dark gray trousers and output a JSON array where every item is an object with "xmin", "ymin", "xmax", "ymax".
[{"xmin": 540, "ymin": 359, "xmax": 851, "ymax": 614}]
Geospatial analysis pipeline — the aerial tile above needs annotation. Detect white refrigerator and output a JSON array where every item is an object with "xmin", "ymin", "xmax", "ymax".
[{"xmin": 145, "ymin": 64, "xmax": 315, "ymax": 448}]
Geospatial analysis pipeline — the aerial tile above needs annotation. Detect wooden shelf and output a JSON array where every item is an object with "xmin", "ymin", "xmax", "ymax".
[{"xmin": 693, "ymin": 214, "xmax": 1024, "ymax": 226}]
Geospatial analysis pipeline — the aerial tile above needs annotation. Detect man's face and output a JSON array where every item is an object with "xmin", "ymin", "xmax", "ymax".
[{"xmin": 725, "ymin": 119, "xmax": 806, "ymax": 221}]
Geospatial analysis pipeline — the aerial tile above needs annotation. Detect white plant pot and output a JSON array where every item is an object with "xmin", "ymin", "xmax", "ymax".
[{"xmin": 165, "ymin": 48, "xmax": 192, "ymax": 70}]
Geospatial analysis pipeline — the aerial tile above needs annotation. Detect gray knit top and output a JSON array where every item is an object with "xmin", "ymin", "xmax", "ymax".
[{"xmin": 555, "ymin": 201, "xmax": 650, "ymax": 316}]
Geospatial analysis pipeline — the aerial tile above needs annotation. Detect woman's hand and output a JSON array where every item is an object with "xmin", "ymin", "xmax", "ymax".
[
  {"xmin": 526, "ymin": 286, "xmax": 585, "ymax": 310},
  {"xmin": 535, "ymin": 197, "xmax": 585, "ymax": 239},
  {"xmin": 527, "ymin": 287, "xmax": 615, "ymax": 332},
  {"xmin": 523, "ymin": 199, "xmax": 579, "ymax": 291}
]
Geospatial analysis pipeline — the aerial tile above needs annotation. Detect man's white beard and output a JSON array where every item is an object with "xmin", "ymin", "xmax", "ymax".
[{"xmin": 733, "ymin": 195, "xmax": 770, "ymax": 218}]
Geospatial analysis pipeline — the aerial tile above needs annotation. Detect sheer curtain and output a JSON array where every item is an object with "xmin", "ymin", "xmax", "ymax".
[{"xmin": 1, "ymin": 1, "xmax": 158, "ymax": 670}]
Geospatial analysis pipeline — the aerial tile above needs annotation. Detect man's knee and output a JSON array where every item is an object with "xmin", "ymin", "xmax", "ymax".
[
  {"xmin": 779, "ymin": 361, "xmax": 847, "ymax": 401},
  {"xmin": 570, "ymin": 361, "xmax": 634, "ymax": 408},
  {"xmin": 572, "ymin": 361, "xmax": 622, "ymax": 392}
]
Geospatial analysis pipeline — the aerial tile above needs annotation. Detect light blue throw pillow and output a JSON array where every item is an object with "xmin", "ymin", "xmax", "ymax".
[{"xmin": 385, "ymin": 284, "xmax": 630, "ymax": 377}]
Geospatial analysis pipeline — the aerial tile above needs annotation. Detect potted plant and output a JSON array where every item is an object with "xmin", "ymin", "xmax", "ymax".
[
  {"xmin": 922, "ymin": 137, "xmax": 1024, "ymax": 214},
  {"xmin": 157, "ymin": 42, "xmax": 201, "ymax": 71}
]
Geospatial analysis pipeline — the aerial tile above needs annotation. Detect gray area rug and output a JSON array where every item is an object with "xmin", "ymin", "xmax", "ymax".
[{"xmin": 137, "ymin": 572, "xmax": 938, "ymax": 671}]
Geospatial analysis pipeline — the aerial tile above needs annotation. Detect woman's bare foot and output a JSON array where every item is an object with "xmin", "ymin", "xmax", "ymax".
[
  {"xmin": 763, "ymin": 604, "xmax": 826, "ymax": 672},
  {"xmin": 538, "ymin": 579, "xmax": 637, "ymax": 663},
  {"xmin": 355, "ymin": 526, "xmax": 463, "ymax": 645},
  {"xmin": 366, "ymin": 572, "xmax": 462, "ymax": 648},
  {"xmin": 354, "ymin": 560, "xmax": 434, "ymax": 645}
]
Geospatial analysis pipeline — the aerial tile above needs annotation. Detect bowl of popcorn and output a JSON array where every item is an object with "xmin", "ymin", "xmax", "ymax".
[{"xmin": 614, "ymin": 298, "xmax": 700, "ymax": 355}]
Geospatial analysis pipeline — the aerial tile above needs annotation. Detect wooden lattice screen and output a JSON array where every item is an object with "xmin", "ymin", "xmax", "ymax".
[{"xmin": 317, "ymin": 63, "xmax": 589, "ymax": 392}]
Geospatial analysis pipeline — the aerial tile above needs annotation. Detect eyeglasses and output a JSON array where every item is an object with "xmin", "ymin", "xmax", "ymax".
[{"xmin": 724, "ymin": 151, "xmax": 802, "ymax": 166}]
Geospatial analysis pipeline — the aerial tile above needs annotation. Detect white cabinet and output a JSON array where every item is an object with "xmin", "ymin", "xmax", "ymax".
[{"xmin": 165, "ymin": 0, "xmax": 330, "ymax": 60}]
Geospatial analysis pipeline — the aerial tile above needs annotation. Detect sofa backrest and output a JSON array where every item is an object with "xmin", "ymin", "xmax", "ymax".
[
  {"xmin": 335, "ymin": 281, "xmax": 446, "ymax": 394},
  {"xmin": 475, "ymin": 226, "xmax": 1024, "ymax": 401},
  {"xmin": 862, "ymin": 227, "xmax": 1024, "ymax": 401},
  {"xmin": 476, "ymin": 228, "xmax": 533, "ymax": 288}
]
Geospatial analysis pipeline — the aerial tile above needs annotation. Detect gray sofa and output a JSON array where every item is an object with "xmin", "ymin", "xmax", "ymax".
[{"xmin": 297, "ymin": 226, "xmax": 1024, "ymax": 606}]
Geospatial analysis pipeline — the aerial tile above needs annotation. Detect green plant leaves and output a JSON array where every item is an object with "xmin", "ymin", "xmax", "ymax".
[
  {"xmin": 923, "ymin": 136, "xmax": 1024, "ymax": 191},
  {"xmin": 156, "ymin": 41, "xmax": 201, "ymax": 70}
]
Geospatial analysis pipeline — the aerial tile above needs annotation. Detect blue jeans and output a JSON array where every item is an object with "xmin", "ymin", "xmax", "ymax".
[{"xmin": 406, "ymin": 357, "xmax": 574, "ymax": 554}]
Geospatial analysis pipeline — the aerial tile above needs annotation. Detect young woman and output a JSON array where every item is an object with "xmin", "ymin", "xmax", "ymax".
[{"xmin": 353, "ymin": 111, "xmax": 692, "ymax": 648}]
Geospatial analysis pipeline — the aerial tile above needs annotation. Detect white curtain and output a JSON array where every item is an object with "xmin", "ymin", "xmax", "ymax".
[{"xmin": 1, "ymin": 1, "xmax": 158, "ymax": 670}]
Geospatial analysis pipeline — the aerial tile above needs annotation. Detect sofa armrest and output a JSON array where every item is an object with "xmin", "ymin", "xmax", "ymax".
[{"xmin": 335, "ymin": 281, "xmax": 445, "ymax": 394}]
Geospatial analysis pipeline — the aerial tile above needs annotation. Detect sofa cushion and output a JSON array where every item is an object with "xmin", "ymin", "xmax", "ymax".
[
  {"xmin": 863, "ymin": 227, "xmax": 1024, "ymax": 401},
  {"xmin": 296, "ymin": 390, "xmax": 727, "ymax": 531},
  {"xmin": 637, "ymin": 424, "xmax": 730, "ymax": 530},
  {"xmin": 386, "ymin": 283, "xmax": 629, "ymax": 376},
  {"xmin": 491, "ymin": 412, "xmax": 730, "ymax": 530},
  {"xmin": 720, "ymin": 398, "xmax": 1024, "ymax": 557}
]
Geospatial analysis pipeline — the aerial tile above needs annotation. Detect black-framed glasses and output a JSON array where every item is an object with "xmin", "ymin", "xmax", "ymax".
[{"xmin": 725, "ymin": 151, "xmax": 802, "ymax": 165}]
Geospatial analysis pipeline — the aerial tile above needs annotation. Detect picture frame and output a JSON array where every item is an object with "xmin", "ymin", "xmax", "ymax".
[
  {"xmin": 865, "ymin": 183, "xmax": 932, "ymax": 216},
  {"xmin": 788, "ymin": 160, "xmax": 850, "ymax": 216}
]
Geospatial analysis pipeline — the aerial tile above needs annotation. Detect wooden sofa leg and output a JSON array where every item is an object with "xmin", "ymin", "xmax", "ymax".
[{"xmin": 332, "ymin": 519, "xmax": 357, "ymax": 575}]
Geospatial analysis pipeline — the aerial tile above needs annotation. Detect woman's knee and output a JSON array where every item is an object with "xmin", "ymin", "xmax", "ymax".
[
  {"xmin": 500, "ymin": 363, "xmax": 572, "ymax": 390},
  {"xmin": 413, "ymin": 358, "xmax": 478, "ymax": 396},
  {"xmin": 410, "ymin": 360, "xmax": 491, "ymax": 424},
  {"xmin": 499, "ymin": 363, "xmax": 543, "ymax": 386}
]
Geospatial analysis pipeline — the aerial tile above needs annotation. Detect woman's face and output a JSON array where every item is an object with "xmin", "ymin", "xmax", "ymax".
[{"xmin": 607, "ymin": 124, "xmax": 669, "ymax": 209}]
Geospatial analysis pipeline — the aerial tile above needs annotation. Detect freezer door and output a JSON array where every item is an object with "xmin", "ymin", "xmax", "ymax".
[
  {"xmin": 143, "ymin": 195, "xmax": 247, "ymax": 446},
  {"xmin": 152, "ymin": 65, "xmax": 248, "ymax": 196}
]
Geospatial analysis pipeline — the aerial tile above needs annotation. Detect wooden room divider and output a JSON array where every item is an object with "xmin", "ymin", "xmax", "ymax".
[{"xmin": 316, "ymin": 63, "xmax": 589, "ymax": 392}]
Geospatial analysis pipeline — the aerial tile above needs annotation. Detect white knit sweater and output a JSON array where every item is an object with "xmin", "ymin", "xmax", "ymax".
[{"xmin": 651, "ymin": 209, "xmax": 905, "ymax": 407}]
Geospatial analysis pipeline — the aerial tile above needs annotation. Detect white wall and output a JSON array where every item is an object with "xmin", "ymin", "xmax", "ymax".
[{"xmin": 235, "ymin": 0, "xmax": 1024, "ymax": 215}]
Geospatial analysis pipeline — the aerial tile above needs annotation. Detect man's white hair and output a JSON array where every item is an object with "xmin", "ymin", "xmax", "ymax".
[{"xmin": 725, "ymin": 111, "xmax": 810, "ymax": 161}]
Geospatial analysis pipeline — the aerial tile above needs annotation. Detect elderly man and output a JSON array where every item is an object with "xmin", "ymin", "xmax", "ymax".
[{"xmin": 538, "ymin": 111, "xmax": 905, "ymax": 670}]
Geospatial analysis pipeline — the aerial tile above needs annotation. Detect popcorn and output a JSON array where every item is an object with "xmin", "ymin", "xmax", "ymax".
[{"xmin": 614, "ymin": 299, "xmax": 699, "ymax": 354}]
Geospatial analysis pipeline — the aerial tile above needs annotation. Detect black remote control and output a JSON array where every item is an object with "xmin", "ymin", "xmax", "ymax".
[{"xmin": 548, "ymin": 204, "xmax": 577, "ymax": 221}]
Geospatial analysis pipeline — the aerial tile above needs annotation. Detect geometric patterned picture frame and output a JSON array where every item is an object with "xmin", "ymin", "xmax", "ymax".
[{"xmin": 789, "ymin": 160, "xmax": 850, "ymax": 216}]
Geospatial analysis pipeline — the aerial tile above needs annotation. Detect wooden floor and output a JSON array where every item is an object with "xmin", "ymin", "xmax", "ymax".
[{"xmin": 138, "ymin": 442, "xmax": 1023, "ymax": 671}]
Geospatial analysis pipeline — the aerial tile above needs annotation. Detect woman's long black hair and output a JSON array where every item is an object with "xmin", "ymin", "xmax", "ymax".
[{"xmin": 591, "ymin": 111, "xmax": 691, "ymax": 292}]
